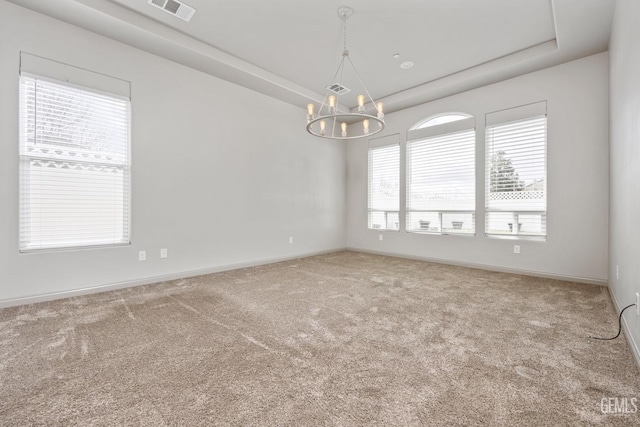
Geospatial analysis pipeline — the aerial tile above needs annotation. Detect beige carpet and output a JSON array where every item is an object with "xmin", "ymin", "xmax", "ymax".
[{"xmin": 1, "ymin": 251, "xmax": 639, "ymax": 426}]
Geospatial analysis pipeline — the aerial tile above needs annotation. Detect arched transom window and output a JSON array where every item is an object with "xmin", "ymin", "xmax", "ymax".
[{"xmin": 406, "ymin": 112, "xmax": 476, "ymax": 235}]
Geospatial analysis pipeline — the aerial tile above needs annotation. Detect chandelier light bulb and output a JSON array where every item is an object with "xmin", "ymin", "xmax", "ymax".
[
  {"xmin": 328, "ymin": 95, "xmax": 337, "ymax": 114},
  {"xmin": 363, "ymin": 119, "xmax": 369, "ymax": 134},
  {"xmin": 307, "ymin": 103, "xmax": 315, "ymax": 122},
  {"xmin": 357, "ymin": 94, "xmax": 365, "ymax": 113},
  {"xmin": 320, "ymin": 120, "xmax": 326, "ymax": 136},
  {"xmin": 341, "ymin": 122, "xmax": 347, "ymax": 137}
]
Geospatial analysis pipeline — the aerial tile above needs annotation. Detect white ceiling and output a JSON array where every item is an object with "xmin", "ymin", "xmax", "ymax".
[{"xmin": 8, "ymin": 0, "xmax": 616, "ymax": 114}]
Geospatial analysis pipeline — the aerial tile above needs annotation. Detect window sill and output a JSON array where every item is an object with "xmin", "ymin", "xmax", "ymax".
[
  {"xmin": 19, "ymin": 241, "xmax": 131, "ymax": 254},
  {"xmin": 485, "ymin": 234, "xmax": 546, "ymax": 242},
  {"xmin": 407, "ymin": 230, "xmax": 475, "ymax": 237}
]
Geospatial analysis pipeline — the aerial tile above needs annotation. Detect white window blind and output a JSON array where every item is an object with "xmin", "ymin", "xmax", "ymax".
[
  {"xmin": 368, "ymin": 142, "xmax": 400, "ymax": 230},
  {"xmin": 406, "ymin": 119, "xmax": 475, "ymax": 235},
  {"xmin": 485, "ymin": 113, "xmax": 547, "ymax": 238},
  {"xmin": 19, "ymin": 74, "xmax": 131, "ymax": 251}
]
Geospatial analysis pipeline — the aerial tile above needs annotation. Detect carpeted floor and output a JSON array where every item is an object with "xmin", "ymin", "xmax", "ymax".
[{"xmin": 1, "ymin": 251, "xmax": 639, "ymax": 426}]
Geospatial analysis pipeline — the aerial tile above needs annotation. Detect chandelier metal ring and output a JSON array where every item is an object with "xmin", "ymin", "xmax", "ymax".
[{"xmin": 306, "ymin": 113, "xmax": 385, "ymax": 140}]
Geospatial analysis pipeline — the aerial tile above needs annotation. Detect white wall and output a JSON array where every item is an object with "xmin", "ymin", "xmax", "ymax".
[
  {"xmin": 347, "ymin": 53, "xmax": 609, "ymax": 284},
  {"xmin": 0, "ymin": 1, "xmax": 346, "ymax": 305},
  {"xmin": 609, "ymin": 0, "xmax": 640, "ymax": 361}
]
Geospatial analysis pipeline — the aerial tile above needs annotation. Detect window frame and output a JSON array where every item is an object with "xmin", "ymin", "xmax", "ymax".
[
  {"xmin": 367, "ymin": 134, "xmax": 400, "ymax": 231},
  {"xmin": 413, "ymin": 112, "xmax": 473, "ymax": 130},
  {"xmin": 18, "ymin": 68, "xmax": 132, "ymax": 252},
  {"xmin": 484, "ymin": 102, "xmax": 547, "ymax": 240},
  {"xmin": 406, "ymin": 115, "xmax": 476, "ymax": 236}
]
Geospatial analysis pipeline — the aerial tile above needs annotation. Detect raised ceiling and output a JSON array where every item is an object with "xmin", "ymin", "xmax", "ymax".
[{"xmin": 8, "ymin": 0, "xmax": 615, "ymax": 114}]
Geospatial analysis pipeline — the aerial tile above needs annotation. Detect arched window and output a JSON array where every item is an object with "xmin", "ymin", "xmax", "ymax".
[
  {"xmin": 406, "ymin": 112, "xmax": 476, "ymax": 235},
  {"xmin": 412, "ymin": 113, "xmax": 473, "ymax": 130}
]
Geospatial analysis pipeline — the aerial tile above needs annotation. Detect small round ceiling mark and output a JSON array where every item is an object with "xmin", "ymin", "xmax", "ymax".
[
  {"xmin": 392, "ymin": 53, "xmax": 401, "ymax": 59},
  {"xmin": 337, "ymin": 6, "xmax": 353, "ymax": 19},
  {"xmin": 400, "ymin": 61, "xmax": 414, "ymax": 69}
]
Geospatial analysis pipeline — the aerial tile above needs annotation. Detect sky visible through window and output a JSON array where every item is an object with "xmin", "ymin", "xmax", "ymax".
[{"xmin": 416, "ymin": 113, "xmax": 471, "ymax": 129}]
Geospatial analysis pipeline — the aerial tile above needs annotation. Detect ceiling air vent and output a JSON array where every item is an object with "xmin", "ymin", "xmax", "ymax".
[
  {"xmin": 148, "ymin": 0, "xmax": 196, "ymax": 22},
  {"xmin": 326, "ymin": 83, "xmax": 351, "ymax": 95}
]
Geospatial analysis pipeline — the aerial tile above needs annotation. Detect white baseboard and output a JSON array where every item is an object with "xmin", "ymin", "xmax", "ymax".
[
  {"xmin": 608, "ymin": 289, "xmax": 640, "ymax": 372},
  {"xmin": 347, "ymin": 247, "xmax": 609, "ymax": 286},
  {"xmin": 1, "ymin": 246, "xmax": 609, "ymax": 309},
  {"xmin": 0, "ymin": 247, "xmax": 347, "ymax": 308}
]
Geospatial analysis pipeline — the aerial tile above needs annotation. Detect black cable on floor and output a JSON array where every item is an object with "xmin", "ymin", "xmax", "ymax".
[{"xmin": 589, "ymin": 303, "xmax": 636, "ymax": 340}]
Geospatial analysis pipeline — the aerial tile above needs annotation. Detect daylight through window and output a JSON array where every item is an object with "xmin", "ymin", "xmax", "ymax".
[
  {"xmin": 19, "ymin": 74, "xmax": 131, "ymax": 251},
  {"xmin": 368, "ymin": 140, "xmax": 400, "ymax": 231},
  {"xmin": 406, "ymin": 115, "xmax": 475, "ymax": 235},
  {"xmin": 485, "ymin": 105, "xmax": 547, "ymax": 238}
]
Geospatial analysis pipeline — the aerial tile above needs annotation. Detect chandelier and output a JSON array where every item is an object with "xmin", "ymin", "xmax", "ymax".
[{"xmin": 306, "ymin": 7, "xmax": 385, "ymax": 140}]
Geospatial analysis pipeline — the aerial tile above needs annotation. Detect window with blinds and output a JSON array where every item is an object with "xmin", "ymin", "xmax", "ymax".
[
  {"xmin": 485, "ymin": 102, "xmax": 547, "ymax": 238},
  {"xmin": 368, "ymin": 137, "xmax": 400, "ymax": 230},
  {"xmin": 406, "ymin": 115, "xmax": 475, "ymax": 235},
  {"xmin": 19, "ymin": 74, "xmax": 131, "ymax": 251}
]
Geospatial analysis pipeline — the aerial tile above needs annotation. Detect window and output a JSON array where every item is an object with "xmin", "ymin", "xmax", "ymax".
[
  {"xmin": 368, "ymin": 135, "xmax": 400, "ymax": 230},
  {"xmin": 406, "ymin": 114, "xmax": 475, "ymax": 235},
  {"xmin": 19, "ymin": 72, "xmax": 131, "ymax": 251},
  {"xmin": 414, "ymin": 113, "xmax": 471, "ymax": 129},
  {"xmin": 485, "ymin": 102, "xmax": 547, "ymax": 238}
]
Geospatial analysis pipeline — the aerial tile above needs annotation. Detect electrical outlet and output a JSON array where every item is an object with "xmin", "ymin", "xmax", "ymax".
[
  {"xmin": 513, "ymin": 245, "xmax": 520, "ymax": 254},
  {"xmin": 289, "ymin": 237, "xmax": 293, "ymax": 244},
  {"xmin": 616, "ymin": 265, "xmax": 619, "ymax": 280},
  {"xmin": 160, "ymin": 248, "xmax": 168, "ymax": 259},
  {"xmin": 379, "ymin": 234, "xmax": 383, "ymax": 241},
  {"xmin": 138, "ymin": 250, "xmax": 146, "ymax": 261},
  {"xmin": 636, "ymin": 293, "xmax": 639, "ymax": 316}
]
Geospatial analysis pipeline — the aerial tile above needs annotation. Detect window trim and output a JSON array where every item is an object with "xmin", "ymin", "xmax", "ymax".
[
  {"xmin": 406, "ymin": 115, "xmax": 476, "ymax": 236},
  {"xmin": 18, "ymin": 60, "xmax": 132, "ymax": 252},
  {"xmin": 484, "ymin": 104, "xmax": 547, "ymax": 240},
  {"xmin": 368, "ymin": 134, "xmax": 400, "ymax": 231}
]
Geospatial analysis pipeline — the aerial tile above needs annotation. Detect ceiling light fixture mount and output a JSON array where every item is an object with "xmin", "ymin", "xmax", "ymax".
[{"xmin": 306, "ymin": 6, "xmax": 385, "ymax": 140}]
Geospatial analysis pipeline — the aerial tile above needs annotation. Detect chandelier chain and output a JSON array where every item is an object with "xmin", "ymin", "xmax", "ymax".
[{"xmin": 342, "ymin": 13, "xmax": 348, "ymax": 55}]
